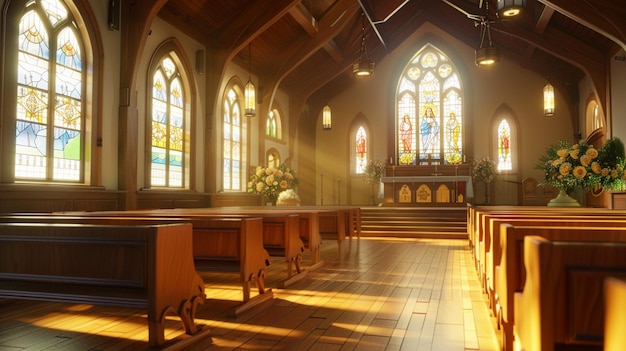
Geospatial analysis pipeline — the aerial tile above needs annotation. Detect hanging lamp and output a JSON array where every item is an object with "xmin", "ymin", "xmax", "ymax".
[
  {"xmin": 352, "ymin": 12, "xmax": 374, "ymax": 77},
  {"xmin": 543, "ymin": 80, "xmax": 555, "ymax": 116},
  {"xmin": 244, "ymin": 43, "xmax": 256, "ymax": 117},
  {"xmin": 475, "ymin": 19, "xmax": 499, "ymax": 66},
  {"xmin": 497, "ymin": 0, "xmax": 525, "ymax": 19},
  {"xmin": 322, "ymin": 104, "xmax": 332, "ymax": 130}
]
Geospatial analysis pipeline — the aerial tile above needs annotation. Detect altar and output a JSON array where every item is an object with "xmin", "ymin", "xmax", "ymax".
[{"xmin": 380, "ymin": 165, "xmax": 473, "ymax": 206}]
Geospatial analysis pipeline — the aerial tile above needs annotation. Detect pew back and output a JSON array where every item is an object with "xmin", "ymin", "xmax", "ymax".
[{"xmin": 514, "ymin": 236, "xmax": 626, "ymax": 351}]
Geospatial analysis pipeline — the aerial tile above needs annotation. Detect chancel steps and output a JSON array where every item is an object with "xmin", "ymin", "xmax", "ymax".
[{"xmin": 360, "ymin": 206, "xmax": 467, "ymax": 239}]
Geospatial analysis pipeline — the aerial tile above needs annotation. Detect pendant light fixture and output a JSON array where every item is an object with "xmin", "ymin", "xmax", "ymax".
[
  {"xmin": 475, "ymin": 19, "xmax": 499, "ymax": 67},
  {"xmin": 352, "ymin": 12, "xmax": 374, "ymax": 77},
  {"xmin": 244, "ymin": 43, "xmax": 256, "ymax": 117},
  {"xmin": 497, "ymin": 0, "xmax": 525, "ymax": 19},
  {"xmin": 543, "ymin": 79, "xmax": 555, "ymax": 117},
  {"xmin": 322, "ymin": 104, "xmax": 332, "ymax": 130}
]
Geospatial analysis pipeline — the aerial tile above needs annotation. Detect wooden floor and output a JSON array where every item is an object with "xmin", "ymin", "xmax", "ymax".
[{"xmin": 0, "ymin": 235, "xmax": 500, "ymax": 351}]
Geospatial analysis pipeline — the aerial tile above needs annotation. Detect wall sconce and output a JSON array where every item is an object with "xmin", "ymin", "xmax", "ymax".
[
  {"xmin": 497, "ymin": 0, "xmax": 525, "ymax": 19},
  {"xmin": 543, "ymin": 81, "xmax": 555, "ymax": 116},
  {"xmin": 322, "ymin": 104, "xmax": 332, "ymax": 130},
  {"xmin": 352, "ymin": 12, "xmax": 374, "ymax": 77},
  {"xmin": 475, "ymin": 20, "xmax": 499, "ymax": 67},
  {"xmin": 244, "ymin": 43, "xmax": 256, "ymax": 117}
]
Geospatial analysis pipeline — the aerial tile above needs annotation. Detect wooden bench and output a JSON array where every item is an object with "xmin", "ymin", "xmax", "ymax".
[
  {"xmin": 484, "ymin": 215, "xmax": 626, "ymax": 308},
  {"xmin": 0, "ymin": 214, "xmax": 273, "ymax": 314},
  {"xmin": 495, "ymin": 224, "xmax": 626, "ymax": 351},
  {"xmin": 604, "ymin": 277, "xmax": 626, "ymax": 351},
  {"xmin": 468, "ymin": 205, "xmax": 626, "ymax": 291},
  {"xmin": 0, "ymin": 222, "xmax": 205, "ymax": 347},
  {"xmin": 514, "ymin": 235, "xmax": 626, "ymax": 351}
]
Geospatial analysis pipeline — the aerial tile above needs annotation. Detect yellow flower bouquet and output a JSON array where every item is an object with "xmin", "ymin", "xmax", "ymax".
[
  {"xmin": 247, "ymin": 163, "xmax": 298, "ymax": 199},
  {"xmin": 536, "ymin": 138, "xmax": 626, "ymax": 192}
]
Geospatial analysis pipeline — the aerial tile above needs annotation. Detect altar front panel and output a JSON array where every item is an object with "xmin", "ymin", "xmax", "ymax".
[{"xmin": 381, "ymin": 175, "xmax": 473, "ymax": 206}]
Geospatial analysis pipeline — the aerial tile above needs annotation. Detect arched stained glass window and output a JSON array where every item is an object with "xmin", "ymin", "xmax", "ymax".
[
  {"xmin": 16, "ymin": 0, "xmax": 84, "ymax": 181},
  {"xmin": 223, "ymin": 87, "xmax": 244, "ymax": 191},
  {"xmin": 355, "ymin": 126, "xmax": 367, "ymax": 174},
  {"xmin": 396, "ymin": 44, "xmax": 463, "ymax": 166},
  {"xmin": 266, "ymin": 109, "xmax": 282, "ymax": 139},
  {"xmin": 150, "ymin": 53, "xmax": 186, "ymax": 187},
  {"xmin": 497, "ymin": 119, "xmax": 512, "ymax": 171}
]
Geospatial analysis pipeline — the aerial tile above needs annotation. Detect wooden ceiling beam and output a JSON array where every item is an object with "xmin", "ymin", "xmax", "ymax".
[
  {"xmin": 211, "ymin": 0, "xmax": 300, "ymax": 53},
  {"xmin": 288, "ymin": 2, "xmax": 318, "ymax": 36},
  {"xmin": 534, "ymin": 5, "xmax": 554, "ymax": 34},
  {"xmin": 538, "ymin": 0, "xmax": 626, "ymax": 52},
  {"xmin": 258, "ymin": 0, "xmax": 360, "ymax": 108}
]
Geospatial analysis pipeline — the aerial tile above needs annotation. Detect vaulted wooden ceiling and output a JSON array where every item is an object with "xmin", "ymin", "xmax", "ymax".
[{"xmin": 157, "ymin": 0, "xmax": 626, "ymax": 114}]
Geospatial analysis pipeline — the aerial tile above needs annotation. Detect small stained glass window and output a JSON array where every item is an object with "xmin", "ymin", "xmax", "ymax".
[
  {"xmin": 497, "ymin": 119, "xmax": 512, "ymax": 171},
  {"xmin": 355, "ymin": 127, "xmax": 367, "ymax": 174}
]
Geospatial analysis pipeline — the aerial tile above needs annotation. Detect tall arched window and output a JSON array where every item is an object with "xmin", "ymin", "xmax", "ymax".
[
  {"xmin": 355, "ymin": 126, "xmax": 368, "ymax": 174},
  {"xmin": 497, "ymin": 119, "xmax": 512, "ymax": 171},
  {"xmin": 396, "ymin": 44, "xmax": 463, "ymax": 166},
  {"xmin": 266, "ymin": 108, "xmax": 282, "ymax": 139},
  {"xmin": 15, "ymin": 0, "xmax": 85, "ymax": 181},
  {"xmin": 149, "ymin": 51, "xmax": 189, "ymax": 188},
  {"xmin": 223, "ymin": 86, "xmax": 245, "ymax": 191}
]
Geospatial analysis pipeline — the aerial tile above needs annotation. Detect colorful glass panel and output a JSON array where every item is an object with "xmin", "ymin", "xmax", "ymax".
[
  {"xmin": 396, "ymin": 44, "xmax": 464, "ymax": 166},
  {"xmin": 16, "ymin": 2, "xmax": 84, "ymax": 181},
  {"xmin": 355, "ymin": 127, "xmax": 367, "ymax": 174},
  {"xmin": 150, "ymin": 53, "xmax": 186, "ymax": 187},
  {"xmin": 223, "ymin": 87, "xmax": 243, "ymax": 190},
  {"xmin": 497, "ymin": 120, "xmax": 512, "ymax": 171}
]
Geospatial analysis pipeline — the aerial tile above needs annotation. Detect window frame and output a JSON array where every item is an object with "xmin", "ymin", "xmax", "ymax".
[
  {"xmin": 145, "ymin": 40, "xmax": 194, "ymax": 190},
  {"xmin": 1, "ymin": 0, "xmax": 101, "ymax": 185}
]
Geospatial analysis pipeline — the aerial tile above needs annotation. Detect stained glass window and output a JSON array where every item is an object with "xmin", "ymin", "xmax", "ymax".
[
  {"xmin": 355, "ymin": 126, "xmax": 367, "ymax": 174},
  {"xmin": 16, "ymin": 0, "xmax": 83, "ymax": 181},
  {"xmin": 497, "ymin": 119, "xmax": 512, "ymax": 171},
  {"xmin": 396, "ymin": 44, "xmax": 463, "ymax": 166},
  {"xmin": 266, "ymin": 109, "xmax": 282, "ymax": 139},
  {"xmin": 223, "ymin": 88, "xmax": 243, "ymax": 191},
  {"xmin": 150, "ymin": 54, "xmax": 185, "ymax": 187}
]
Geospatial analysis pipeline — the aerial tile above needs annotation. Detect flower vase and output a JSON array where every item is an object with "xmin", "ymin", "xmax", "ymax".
[
  {"xmin": 483, "ymin": 182, "xmax": 490, "ymax": 205},
  {"xmin": 266, "ymin": 194, "xmax": 278, "ymax": 206},
  {"xmin": 547, "ymin": 189, "xmax": 580, "ymax": 207}
]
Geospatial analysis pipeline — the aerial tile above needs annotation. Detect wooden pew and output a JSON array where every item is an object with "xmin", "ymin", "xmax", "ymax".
[
  {"xmin": 604, "ymin": 277, "xmax": 626, "ymax": 351},
  {"xmin": 495, "ymin": 224, "xmax": 626, "ymax": 351},
  {"xmin": 484, "ymin": 215, "xmax": 626, "ymax": 309},
  {"xmin": 514, "ymin": 236, "xmax": 626, "ymax": 351},
  {"xmin": 0, "ymin": 214, "xmax": 272, "ymax": 313},
  {"xmin": 0, "ymin": 222, "xmax": 205, "ymax": 347},
  {"xmin": 469, "ymin": 205, "xmax": 626, "ymax": 292}
]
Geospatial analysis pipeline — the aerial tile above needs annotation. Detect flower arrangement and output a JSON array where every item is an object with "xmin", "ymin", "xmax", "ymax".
[
  {"xmin": 472, "ymin": 157, "xmax": 497, "ymax": 184},
  {"xmin": 363, "ymin": 159, "xmax": 386, "ymax": 184},
  {"xmin": 535, "ymin": 138, "xmax": 626, "ymax": 192},
  {"xmin": 247, "ymin": 163, "xmax": 298, "ymax": 199}
]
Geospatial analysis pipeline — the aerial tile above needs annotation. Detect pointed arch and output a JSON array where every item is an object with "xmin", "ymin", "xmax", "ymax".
[
  {"xmin": 395, "ymin": 43, "xmax": 464, "ymax": 166},
  {"xmin": 491, "ymin": 104, "xmax": 520, "ymax": 173},
  {"xmin": 349, "ymin": 113, "xmax": 372, "ymax": 176},
  {"xmin": 2, "ymin": 0, "xmax": 102, "ymax": 184},
  {"xmin": 266, "ymin": 104, "xmax": 284, "ymax": 140},
  {"xmin": 145, "ymin": 38, "xmax": 195, "ymax": 189},
  {"xmin": 222, "ymin": 78, "xmax": 247, "ymax": 191}
]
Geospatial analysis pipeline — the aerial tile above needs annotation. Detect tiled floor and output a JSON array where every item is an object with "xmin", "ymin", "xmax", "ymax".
[{"xmin": 0, "ymin": 236, "xmax": 501, "ymax": 350}]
